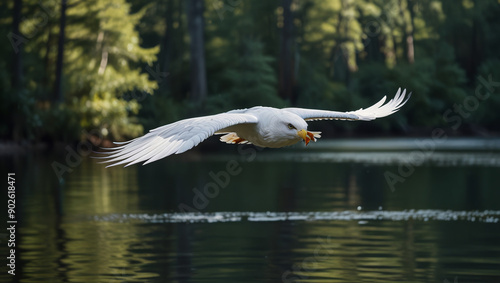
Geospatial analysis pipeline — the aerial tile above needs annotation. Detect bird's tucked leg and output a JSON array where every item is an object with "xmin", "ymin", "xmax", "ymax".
[
  {"xmin": 298, "ymin": 130, "xmax": 322, "ymax": 145},
  {"xmin": 219, "ymin": 133, "xmax": 250, "ymax": 144},
  {"xmin": 309, "ymin": 131, "xmax": 322, "ymax": 140}
]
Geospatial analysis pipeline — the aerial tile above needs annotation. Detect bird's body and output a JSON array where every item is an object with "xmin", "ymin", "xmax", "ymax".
[
  {"xmin": 97, "ymin": 88, "xmax": 410, "ymax": 167},
  {"xmin": 219, "ymin": 107, "xmax": 311, "ymax": 148}
]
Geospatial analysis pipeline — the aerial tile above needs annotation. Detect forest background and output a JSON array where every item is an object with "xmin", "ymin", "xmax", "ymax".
[{"xmin": 1, "ymin": 0, "xmax": 500, "ymax": 146}]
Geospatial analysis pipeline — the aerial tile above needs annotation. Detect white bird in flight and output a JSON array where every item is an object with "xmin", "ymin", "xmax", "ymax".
[{"xmin": 97, "ymin": 88, "xmax": 410, "ymax": 167}]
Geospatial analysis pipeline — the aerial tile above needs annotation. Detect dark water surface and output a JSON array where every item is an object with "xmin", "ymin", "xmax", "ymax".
[{"xmin": 1, "ymin": 139, "xmax": 500, "ymax": 282}]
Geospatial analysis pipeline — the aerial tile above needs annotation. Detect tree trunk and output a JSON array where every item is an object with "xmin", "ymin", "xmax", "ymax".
[
  {"xmin": 11, "ymin": 0, "xmax": 23, "ymax": 89},
  {"xmin": 331, "ymin": 0, "xmax": 352, "ymax": 86},
  {"xmin": 43, "ymin": 29, "xmax": 54, "ymax": 98},
  {"xmin": 469, "ymin": 0, "xmax": 480, "ymax": 80},
  {"xmin": 279, "ymin": 0, "xmax": 294, "ymax": 103},
  {"xmin": 159, "ymin": 0, "xmax": 174, "ymax": 95},
  {"xmin": 406, "ymin": 0, "xmax": 415, "ymax": 64},
  {"xmin": 399, "ymin": 0, "xmax": 415, "ymax": 64},
  {"xmin": 11, "ymin": 0, "xmax": 23, "ymax": 141},
  {"xmin": 54, "ymin": 0, "xmax": 67, "ymax": 103},
  {"xmin": 390, "ymin": 35, "xmax": 397, "ymax": 66},
  {"xmin": 186, "ymin": 0, "xmax": 207, "ymax": 104}
]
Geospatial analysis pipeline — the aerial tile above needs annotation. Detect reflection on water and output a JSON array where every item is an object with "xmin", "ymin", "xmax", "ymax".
[
  {"xmin": 1, "ymin": 140, "xmax": 500, "ymax": 283},
  {"xmin": 252, "ymin": 151, "xmax": 500, "ymax": 167}
]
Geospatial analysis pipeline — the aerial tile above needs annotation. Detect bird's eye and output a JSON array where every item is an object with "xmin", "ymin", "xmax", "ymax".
[{"xmin": 287, "ymin": 123, "xmax": 296, "ymax": 130}]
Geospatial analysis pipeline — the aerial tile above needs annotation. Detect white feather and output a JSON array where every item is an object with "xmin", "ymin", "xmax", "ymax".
[
  {"xmin": 95, "ymin": 88, "xmax": 410, "ymax": 167},
  {"xmin": 284, "ymin": 88, "xmax": 410, "ymax": 121},
  {"xmin": 98, "ymin": 113, "xmax": 258, "ymax": 167}
]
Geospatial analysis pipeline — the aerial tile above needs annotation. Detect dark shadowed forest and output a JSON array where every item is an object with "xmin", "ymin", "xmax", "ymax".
[
  {"xmin": 2, "ymin": 0, "xmax": 500, "ymax": 145},
  {"xmin": 2, "ymin": 2, "xmax": 500, "ymax": 282}
]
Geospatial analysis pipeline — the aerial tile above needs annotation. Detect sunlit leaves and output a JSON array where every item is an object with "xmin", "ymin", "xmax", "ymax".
[
  {"xmin": 61, "ymin": 0, "xmax": 159, "ymax": 139},
  {"xmin": 78, "ymin": 92, "xmax": 143, "ymax": 141}
]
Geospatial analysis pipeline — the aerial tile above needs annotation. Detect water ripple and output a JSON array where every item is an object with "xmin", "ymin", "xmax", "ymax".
[{"xmin": 93, "ymin": 210, "xmax": 500, "ymax": 224}]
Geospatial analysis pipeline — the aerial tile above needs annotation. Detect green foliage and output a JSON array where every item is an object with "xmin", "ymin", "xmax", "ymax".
[
  {"xmin": 37, "ymin": 105, "xmax": 80, "ymax": 142},
  {"xmin": 204, "ymin": 39, "xmax": 285, "ymax": 113},
  {"xmin": 0, "ymin": 86, "xmax": 40, "ymax": 139},
  {"xmin": 63, "ymin": 0, "xmax": 158, "ymax": 140},
  {"xmin": 77, "ymin": 93, "xmax": 143, "ymax": 141},
  {"xmin": 2, "ymin": 0, "xmax": 500, "ymax": 143},
  {"xmin": 472, "ymin": 59, "xmax": 500, "ymax": 130},
  {"xmin": 353, "ymin": 42, "xmax": 468, "ymax": 131},
  {"xmin": 1, "ymin": 0, "xmax": 159, "ymax": 141},
  {"xmin": 138, "ymin": 95, "xmax": 181, "ymax": 132},
  {"xmin": 295, "ymin": 56, "xmax": 340, "ymax": 109}
]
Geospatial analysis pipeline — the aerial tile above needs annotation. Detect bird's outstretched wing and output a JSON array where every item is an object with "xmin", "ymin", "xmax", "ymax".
[
  {"xmin": 284, "ymin": 88, "xmax": 410, "ymax": 121},
  {"xmin": 95, "ymin": 113, "xmax": 258, "ymax": 167}
]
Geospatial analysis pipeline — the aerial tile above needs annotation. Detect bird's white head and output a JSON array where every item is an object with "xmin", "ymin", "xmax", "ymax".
[{"xmin": 260, "ymin": 110, "xmax": 321, "ymax": 148}]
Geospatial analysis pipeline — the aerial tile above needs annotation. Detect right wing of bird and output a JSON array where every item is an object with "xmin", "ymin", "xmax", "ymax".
[{"xmin": 284, "ymin": 88, "xmax": 410, "ymax": 122}]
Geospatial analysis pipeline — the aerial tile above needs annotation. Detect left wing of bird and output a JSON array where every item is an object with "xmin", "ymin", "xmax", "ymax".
[
  {"xmin": 95, "ymin": 112, "xmax": 258, "ymax": 167},
  {"xmin": 284, "ymin": 88, "xmax": 410, "ymax": 121}
]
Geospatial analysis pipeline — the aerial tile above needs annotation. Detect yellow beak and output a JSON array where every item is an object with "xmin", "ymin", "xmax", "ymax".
[{"xmin": 297, "ymin": 129, "xmax": 316, "ymax": 146}]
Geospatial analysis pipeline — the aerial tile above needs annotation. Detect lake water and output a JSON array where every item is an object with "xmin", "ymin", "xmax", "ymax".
[{"xmin": 1, "ymin": 138, "xmax": 500, "ymax": 282}]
